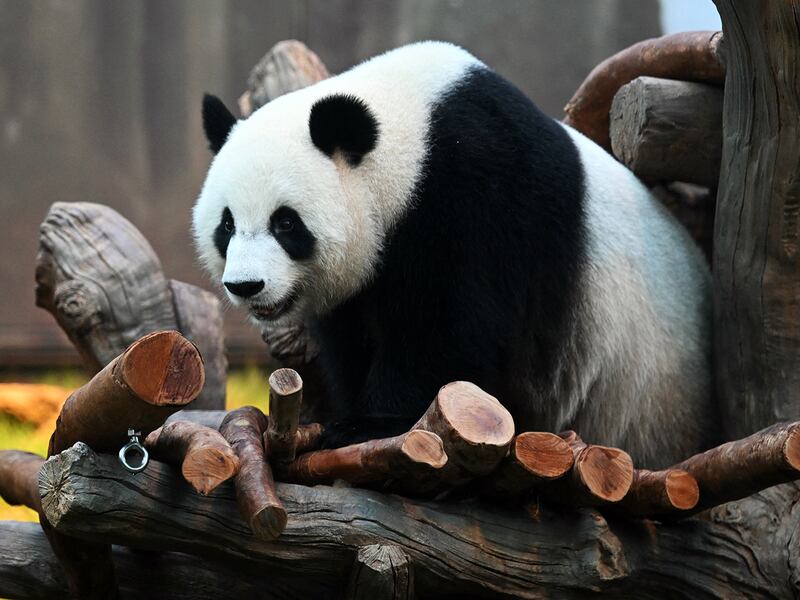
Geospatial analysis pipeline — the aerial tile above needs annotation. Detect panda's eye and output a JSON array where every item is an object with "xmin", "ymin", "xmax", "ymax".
[
  {"xmin": 275, "ymin": 218, "xmax": 294, "ymax": 233},
  {"xmin": 223, "ymin": 214, "xmax": 234, "ymax": 233}
]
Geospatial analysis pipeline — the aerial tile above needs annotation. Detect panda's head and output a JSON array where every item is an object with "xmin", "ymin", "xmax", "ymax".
[{"xmin": 192, "ymin": 92, "xmax": 382, "ymax": 326}]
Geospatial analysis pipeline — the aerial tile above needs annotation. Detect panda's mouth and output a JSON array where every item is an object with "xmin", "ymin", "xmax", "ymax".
[{"xmin": 249, "ymin": 291, "xmax": 298, "ymax": 321}]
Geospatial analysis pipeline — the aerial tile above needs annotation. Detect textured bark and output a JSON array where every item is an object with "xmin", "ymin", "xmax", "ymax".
[
  {"xmin": 35, "ymin": 201, "xmax": 224, "ymax": 410},
  {"xmin": 564, "ymin": 30, "xmax": 724, "ymax": 150},
  {"xmin": 346, "ymin": 545, "xmax": 414, "ymax": 600},
  {"xmin": 0, "ymin": 521, "xmax": 316, "ymax": 600},
  {"xmin": 285, "ymin": 430, "xmax": 446, "ymax": 487},
  {"xmin": 0, "ymin": 450, "xmax": 44, "ymax": 513},
  {"xmin": 712, "ymin": 0, "xmax": 800, "ymax": 440},
  {"xmin": 674, "ymin": 421, "xmax": 800, "ymax": 514},
  {"xmin": 267, "ymin": 368, "xmax": 303, "ymax": 466},
  {"xmin": 219, "ymin": 406, "xmax": 287, "ymax": 540},
  {"xmin": 609, "ymin": 76, "xmax": 723, "ymax": 186},
  {"xmin": 145, "ymin": 421, "xmax": 239, "ymax": 495},
  {"xmin": 39, "ymin": 444, "xmax": 800, "ymax": 599}
]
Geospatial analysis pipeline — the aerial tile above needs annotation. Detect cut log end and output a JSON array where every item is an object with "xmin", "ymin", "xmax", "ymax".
[
  {"xmin": 400, "ymin": 430, "xmax": 448, "ymax": 469},
  {"xmin": 514, "ymin": 432, "xmax": 574, "ymax": 479},
  {"xmin": 783, "ymin": 426, "xmax": 800, "ymax": 470},
  {"xmin": 181, "ymin": 448, "xmax": 240, "ymax": 496},
  {"xmin": 579, "ymin": 446, "xmax": 634, "ymax": 502},
  {"xmin": 665, "ymin": 470, "xmax": 700, "ymax": 510},
  {"xmin": 437, "ymin": 382, "xmax": 515, "ymax": 447},
  {"xmin": 121, "ymin": 330, "xmax": 205, "ymax": 406},
  {"xmin": 269, "ymin": 368, "xmax": 303, "ymax": 397},
  {"xmin": 251, "ymin": 504, "xmax": 289, "ymax": 541}
]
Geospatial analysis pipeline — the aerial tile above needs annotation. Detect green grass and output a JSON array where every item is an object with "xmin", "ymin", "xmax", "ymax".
[{"xmin": 0, "ymin": 366, "xmax": 274, "ymax": 521}]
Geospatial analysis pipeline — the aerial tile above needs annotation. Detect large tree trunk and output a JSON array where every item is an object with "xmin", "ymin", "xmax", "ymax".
[
  {"xmin": 37, "ymin": 444, "xmax": 800, "ymax": 599},
  {"xmin": 712, "ymin": 0, "xmax": 800, "ymax": 439}
]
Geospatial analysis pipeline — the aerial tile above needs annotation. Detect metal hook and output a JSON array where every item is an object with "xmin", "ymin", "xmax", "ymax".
[{"xmin": 118, "ymin": 429, "xmax": 149, "ymax": 473}]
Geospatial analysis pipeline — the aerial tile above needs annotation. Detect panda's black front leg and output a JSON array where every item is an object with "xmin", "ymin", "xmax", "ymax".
[{"xmin": 318, "ymin": 415, "xmax": 416, "ymax": 449}]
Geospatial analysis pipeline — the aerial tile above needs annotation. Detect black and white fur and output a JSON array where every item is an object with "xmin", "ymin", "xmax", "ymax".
[{"xmin": 194, "ymin": 42, "xmax": 713, "ymax": 468}]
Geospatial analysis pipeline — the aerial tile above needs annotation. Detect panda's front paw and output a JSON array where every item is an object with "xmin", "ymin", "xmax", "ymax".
[{"xmin": 319, "ymin": 416, "xmax": 413, "ymax": 449}]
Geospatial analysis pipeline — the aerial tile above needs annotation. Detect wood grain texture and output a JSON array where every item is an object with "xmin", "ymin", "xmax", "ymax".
[
  {"xmin": 609, "ymin": 76, "xmax": 723, "ymax": 186},
  {"xmin": 712, "ymin": 0, "xmax": 800, "ymax": 440},
  {"xmin": 145, "ymin": 421, "xmax": 239, "ymax": 495},
  {"xmin": 0, "ymin": 450, "xmax": 44, "ymax": 513},
  {"xmin": 564, "ymin": 30, "xmax": 724, "ymax": 150},
  {"xmin": 39, "ymin": 443, "xmax": 800, "ymax": 599},
  {"xmin": 346, "ymin": 544, "xmax": 414, "ymax": 600},
  {"xmin": 35, "ymin": 202, "xmax": 224, "ymax": 410},
  {"xmin": 267, "ymin": 368, "xmax": 303, "ymax": 466},
  {"xmin": 0, "ymin": 521, "xmax": 318, "ymax": 600}
]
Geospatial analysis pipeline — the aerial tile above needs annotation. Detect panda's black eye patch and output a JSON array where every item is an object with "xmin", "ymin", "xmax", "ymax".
[
  {"xmin": 214, "ymin": 207, "xmax": 234, "ymax": 259},
  {"xmin": 270, "ymin": 206, "xmax": 315, "ymax": 260}
]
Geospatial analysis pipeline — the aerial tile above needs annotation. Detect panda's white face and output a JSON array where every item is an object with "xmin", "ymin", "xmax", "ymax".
[{"xmin": 193, "ymin": 95, "xmax": 383, "ymax": 326}]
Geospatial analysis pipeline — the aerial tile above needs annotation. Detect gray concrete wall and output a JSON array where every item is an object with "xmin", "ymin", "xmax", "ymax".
[{"xmin": 0, "ymin": 0, "xmax": 659, "ymax": 365}]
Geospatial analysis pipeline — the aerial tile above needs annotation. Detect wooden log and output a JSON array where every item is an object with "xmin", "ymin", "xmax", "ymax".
[
  {"xmin": 609, "ymin": 76, "xmax": 723, "ymax": 187},
  {"xmin": 266, "ymin": 368, "xmax": 302, "ymax": 466},
  {"xmin": 673, "ymin": 421, "xmax": 800, "ymax": 515},
  {"xmin": 36, "ymin": 201, "xmax": 225, "ymax": 410},
  {"xmin": 166, "ymin": 409, "xmax": 324, "ymax": 453},
  {"xmin": 239, "ymin": 39, "xmax": 330, "ymax": 117},
  {"xmin": 346, "ymin": 544, "xmax": 414, "ymax": 600},
  {"xmin": 0, "ymin": 521, "xmax": 313, "ymax": 600},
  {"xmin": 39, "ymin": 443, "xmax": 800, "ymax": 598},
  {"xmin": 615, "ymin": 469, "xmax": 699, "ymax": 518},
  {"xmin": 48, "ymin": 330, "xmax": 204, "ymax": 455},
  {"xmin": 285, "ymin": 430, "xmax": 446, "ymax": 486},
  {"xmin": 144, "ymin": 421, "xmax": 239, "ymax": 495},
  {"xmin": 482, "ymin": 432, "xmax": 574, "ymax": 497},
  {"xmin": 563, "ymin": 30, "xmax": 724, "ymax": 150},
  {"xmin": 410, "ymin": 381, "xmax": 515, "ymax": 492},
  {"xmin": 42, "ymin": 329, "xmax": 203, "ymax": 600},
  {"xmin": 712, "ymin": 0, "xmax": 800, "ymax": 439},
  {"xmin": 0, "ymin": 450, "xmax": 44, "ymax": 513},
  {"xmin": 545, "ymin": 431, "xmax": 634, "ymax": 506},
  {"xmin": 219, "ymin": 406, "xmax": 287, "ymax": 540}
]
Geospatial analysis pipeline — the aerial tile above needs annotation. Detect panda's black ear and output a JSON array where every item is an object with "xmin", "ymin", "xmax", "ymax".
[
  {"xmin": 309, "ymin": 94, "xmax": 379, "ymax": 166},
  {"xmin": 202, "ymin": 93, "xmax": 237, "ymax": 154}
]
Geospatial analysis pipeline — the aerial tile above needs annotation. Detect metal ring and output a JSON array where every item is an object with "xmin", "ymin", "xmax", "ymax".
[{"xmin": 118, "ymin": 440, "xmax": 149, "ymax": 473}]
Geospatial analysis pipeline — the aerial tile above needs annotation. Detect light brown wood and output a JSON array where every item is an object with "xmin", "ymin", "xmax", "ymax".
[
  {"xmin": 616, "ymin": 469, "xmax": 699, "ymax": 518},
  {"xmin": 410, "ymin": 381, "xmax": 514, "ymax": 493},
  {"xmin": 145, "ymin": 421, "xmax": 239, "ymax": 495},
  {"xmin": 673, "ymin": 421, "xmax": 800, "ymax": 514},
  {"xmin": 239, "ymin": 40, "xmax": 330, "ymax": 117},
  {"xmin": 219, "ymin": 406, "xmax": 287, "ymax": 540},
  {"xmin": 267, "ymin": 368, "xmax": 303, "ymax": 466},
  {"xmin": 347, "ymin": 544, "xmax": 414, "ymax": 600},
  {"xmin": 285, "ymin": 430, "xmax": 446, "ymax": 486},
  {"xmin": 563, "ymin": 30, "xmax": 724, "ymax": 150},
  {"xmin": 35, "ymin": 201, "xmax": 225, "ymax": 410},
  {"xmin": 545, "ymin": 431, "xmax": 634, "ymax": 506},
  {"xmin": 295, "ymin": 422, "xmax": 324, "ymax": 454},
  {"xmin": 49, "ymin": 330, "xmax": 203, "ymax": 456},
  {"xmin": 483, "ymin": 432, "xmax": 574, "ymax": 497},
  {"xmin": 609, "ymin": 76, "xmax": 723, "ymax": 187},
  {"xmin": 0, "ymin": 450, "xmax": 44, "ymax": 513}
]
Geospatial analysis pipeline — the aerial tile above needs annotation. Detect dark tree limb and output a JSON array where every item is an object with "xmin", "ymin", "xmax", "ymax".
[
  {"xmin": 267, "ymin": 368, "xmax": 302, "ymax": 466},
  {"xmin": 346, "ymin": 545, "xmax": 414, "ymax": 600},
  {"xmin": 563, "ymin": 30, "xmax": 724, "ymax": 150},
  {"xmin": 38, "ymin": 444, "xmax": 800, "ymax": 599},
  {"xmin": 712, "ymin": 0, "xmax": 800, "ymax": 440},
  {"xmin": 0, "ymin": 450, "xmax": 44, "ymax": 513}
]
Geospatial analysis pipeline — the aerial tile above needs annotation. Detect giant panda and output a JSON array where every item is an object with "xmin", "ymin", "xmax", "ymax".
[{"xmin": 193, "ymin": 41, "xmax": 714, "ymax": 469}]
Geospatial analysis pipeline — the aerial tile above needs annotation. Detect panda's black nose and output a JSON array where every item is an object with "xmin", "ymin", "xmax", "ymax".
[{"xmin": 224, "ymin": 280, "xmax": 265, "ymax": 298}]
